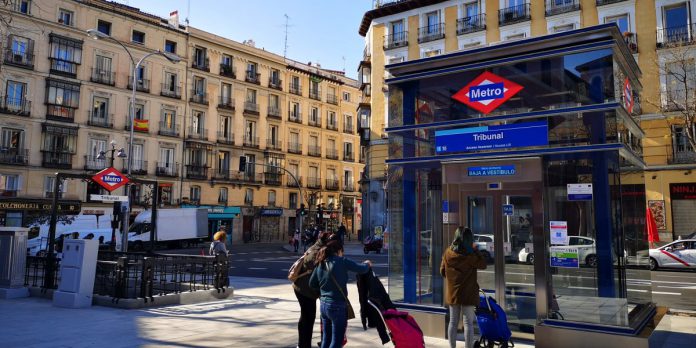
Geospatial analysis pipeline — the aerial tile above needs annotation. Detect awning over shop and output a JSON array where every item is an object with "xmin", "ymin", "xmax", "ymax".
[{"xmin": 181, "ymin": 205, "xmax": 241, "ymax": 219}]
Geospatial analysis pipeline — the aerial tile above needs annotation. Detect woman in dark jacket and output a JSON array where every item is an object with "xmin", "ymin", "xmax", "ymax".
[
  {"xmin": 292, "ymin": 232, "xmax": 331, "ymax": 348},
  {"xmin": 310, "ymin": 240, "xmax": 372, "ymax": 348},
  {"xmin": 440, "ymin": 227, "xmax": 487, "ymax": 348}
]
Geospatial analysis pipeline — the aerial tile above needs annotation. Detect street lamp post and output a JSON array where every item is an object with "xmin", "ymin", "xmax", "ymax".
[{"xmin": 87, "ymin": 29, "xmax": 181, "ymax": 252}]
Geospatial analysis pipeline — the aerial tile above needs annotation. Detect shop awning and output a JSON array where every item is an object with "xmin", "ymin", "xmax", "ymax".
[{"xmin": 181, "ymin": 205, "xmax": 241, "ymax": 219}]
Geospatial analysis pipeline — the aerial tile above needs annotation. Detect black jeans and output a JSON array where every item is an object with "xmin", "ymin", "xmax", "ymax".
[{"xmin": 295, "ymin": 290, "xmax": 317, "ymax": 348}]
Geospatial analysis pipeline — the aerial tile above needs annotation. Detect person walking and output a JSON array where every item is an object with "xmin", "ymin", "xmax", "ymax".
[
  {"xmin": 293, "ymin": 229, "xmax": 301, "ymax": 252},
  {"xmin": 337, "ymin": 224, "xmax": 347, "ymax": 244},
  {"xmin": 310, "ymin": 239, "xmax": 372, "ymax": 348},
  {"xmin": 440, "ymin": 227, "xmax": 487, "ymax": 348},
  {"xmin": 209, "ymin": 231, "xmax": 229, "ymax": 256}
]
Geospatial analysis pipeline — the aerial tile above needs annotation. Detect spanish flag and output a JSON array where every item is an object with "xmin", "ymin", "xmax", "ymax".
[{"xmin": 134, "ymin": 119, "xmax": 149, "ymax": 131}]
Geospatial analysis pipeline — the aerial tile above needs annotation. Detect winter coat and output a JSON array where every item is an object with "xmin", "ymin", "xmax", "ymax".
[
  {"xmin": 439, "ymin": 248, "xmax": 487, "ymax": 306},
  {"xmin": 356, "ymin": 270, "xmax": 393, "ymax": 344},
  {"xmin": 292, "ymin": 240, "xmax": 323, "ymax": 299}
]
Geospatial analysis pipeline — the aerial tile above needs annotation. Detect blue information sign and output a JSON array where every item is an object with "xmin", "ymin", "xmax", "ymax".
[
  {"xmin": 442, "ymin": 200, "xmax": 449, "ymax": 213},
  {"xmin": 468, "ymin": 165, "xmax": 516, "ymax": 176},
  {"xmin": 434, "ymin": 121, "xmax": 549, "ymax": 154},
  {"xmin": 503, "ymin": 204, "xmax": 514, "ymax": 216}
]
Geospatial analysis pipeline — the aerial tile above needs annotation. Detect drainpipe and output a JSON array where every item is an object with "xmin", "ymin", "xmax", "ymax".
[{"xmin": 179, "ymin": 28, "xmax": 191, "ymax": 204}]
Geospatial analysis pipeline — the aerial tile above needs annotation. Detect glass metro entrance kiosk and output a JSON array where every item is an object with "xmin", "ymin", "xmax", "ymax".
[{"xmin": 384, "ymin": 25, "xmax": 657, "ymax": 347}]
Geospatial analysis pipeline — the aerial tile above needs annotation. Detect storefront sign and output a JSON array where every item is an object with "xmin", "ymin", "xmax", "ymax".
[
  {"xmin": 550, "ymin": 221, "xmax": 569, "ymax": 245},
  {"xmin": 92, "ymin": 167, "xmax": 129, "ymax": 192},
  {"xmin": 567, "ymin": 183, "xmax": 593, "ymax": 201},
  {"xmin": 90, "ymin": 195, "xmax": 128, "ymax": 202},
  {"xmin": 452, "ymin": 71, "xmax": 524, "ymax": 114},
  {"xmin": 260, "ymin": 208, "xmax": 283, "ymax": 216},
  {"xmin": 468, "ymin": 165, "xmax": 516, "ymax": 176},
  {"xmin": 0, "ymin": 200, "xmax": 81, "ymax": 214},
  {"xmin": 670, "ymin": 183, "xmax": 696, "ymax": 200},
  {"xmin": 550, "ymin": 246, "xmax": 579, "ymax": 268},
  {"xmin": 503, "ymin": 204, "xmax": 514, "ymax": 216},
  {"xmin": 435, "ymin": 121, "xmax": 548, "ymax": 154}
]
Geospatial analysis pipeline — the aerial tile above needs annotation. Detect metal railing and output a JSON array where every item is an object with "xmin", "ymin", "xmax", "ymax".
[
  {"xmin": 217, "ymin": 131, "xmax": 234, "ymax": 145},
  {"xmin": 499, "ymin": 3, "xmax": 531, "ymax": 26},
  {"xmin": 670, "ymin": 146, "xmax": 696, "ymax": 164},
  {"xmin": 158, "ymin": 122, "xmax": 179, "ymax": 137},
  {"xmin": 289, "ymin": 82, "xmax": 302, "ymax": 95},
  {"xmin": 0, "ymin": 148, "xmax": 28, "ymax": 165},
  {"xmin": 343, "ymin": 122, "xmax": 354, "ymax": 134},
  {"xmin": 123, "ymin": 160, "xmax": 148, "ymax": 175},
  {"xmin": 25, "ymin": 256, "xmax": 61, "ymax": 290},
  {"xmin": 343, "ymin": 152, "xmax": 354, "ymax": 162},
  {"xmin": 4, "ymin": 48, "xmax": 34, "ymax": 69},
  {"xmin": 160, "ymin": 84, "xmax": 181, "ymax": 99},
  {"xmin": 84, "ymin": 155, "xmax": 107, "ymax": 171},
  {"xmin": 246, "ymin": 71, "xmax": 261, "ymax": 84},
  {"xmin": 288, "ymin": 110, "xmax": 302, "ymax": 123},
  {"xmin": 325, "ymin": 178, "xmax": 339, "ymax": 191},
  {"xmin": 623, "ymin": 33, "xmax": 638, "ymax": 53},
  {"xmin": 266, "ymin": 139, "xmax": 282, "ymax": 151},
  {"xmin": 596, "ymin": 0, "xmax": 627, "ymax": 5},
  {"xmin": 457, "ymin": 14, "xmax": 486, "ymax": 35},
  {"xmin": 49, "ymin": 58, "xmax": 78, "ymax": 77},
  {"xmin": 189, "ymin": 90, "xmax": 208, "ymax": 105},
  {"xmin": 156, "ymin": 162, "xmax": 178, "ymax": 177},
  {"xmin": 264, "ymin": 172, "xmax": 282, "ymax": 186},
  {"xmin": 657, "ymin": 23, "xmax": 696, "ymax": 48},
  {"xmin": 287, "ymin": 176, "xmax": 302, "ymax": 187},
  {"xmin": 269, "ymin": 77, "xmax": 283, "ymax": 90},
  {"xmin": 308, "ymin": 145, "xmax": 322, "ymax": 157},
  {"xmin": 41, "ymin": 150, "xmax": 72, "ymax": 169},
  {"xmin": 128, "ymin": 77, "xmax": 150, "ymax": 93},
  {"xmin": 91, "ymin": 68, "xmax": 116, "ymax": 86},
  {"xmin": 0, "ymin": 96, "xmax": 31, "ymax": 116},
  {"xmin": 192, "ymin": 56, "xmax": 210, "ymax": 72},
  {"xmin": 268, "ymin": 105, "xmax": 281, "ymax": 118},
  {"xmin": 220, "ymin": 63, "xmax": 235, "ymax": 78},
  {"xmin": 418, "ymin": 23, "xmax": 445, "ymax": 43},
  {"xmin": 0, "ymin": 189, "xmax": 18, "ymax": 197},
  {"xmin": 344, "ymin": 181, "xmax": 355, "ymax": 192},
  {"xmin": 326, "ymin": 148, "xmax": 338, "ymax": 160},
  {"xmin": 243, "ymin": 136, "xmax": 259, "ymax": 148},
  {"xmin": 218, "ymin": 96, "xmax": 234, "ymax": 109},
  {"xmin": 327, "ymin": 94, "xmax": 339, "ymax": 105},
  {"xmin": 87, "ymin": 111, "xmax": 113, "ymax": 128},
  {"xmin": 244, "ymin": 101, "xmax": 259, "ymax": 115},
  {"xmin": 327, "ymin": 122, "xmax": 338, "ymax": 131},
  {"xmin": 384, "ymin": 31, "xmax": 408, "ymax": 50},
  {"xmin": 46, "ymin": 103, "xmax": 76, "ymax": 122},
  {"xmin": 309, "ymin": 116, "xmax": 322, "ymax": 128},
  {"xmin": 545, "ymin": 0, "xmax": 580, "ymax": 16},
  {"xmin": 187, "ymin": 126, "xmax": 208, "ymax": 141},
  {"xmin": 288, "ymin": 142, "xmax": 302, "ymax": 154},
  {"xmin": 307, "ymin": 177, "xmax": 322, "ymax": 189},
  {"xmin": 309, "ymin": 88, "xmax": 321, "ymax": 101},
  {"xmin": 186, "ymin": 165, "xmax": 209, "ymax": 180}
]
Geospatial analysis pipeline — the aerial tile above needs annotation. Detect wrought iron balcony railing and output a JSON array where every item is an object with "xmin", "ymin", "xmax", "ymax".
[
  {"xmin": 499, "ymin": 3, "xmax": 531, "ymax": 26},
  {"xmin": 418, "ymin": 23, "xmax": 445, "ymax": 43},
  {"xmin": 457, "ymin": 14, "xmax": 486, "ymax": 35},
  {"xmin": 46, "ymin": 103, "xmax": 76, "ymax": 122},
  {"xmin": 189, "ymin": 90, "xmax": 208, "ymax": 105},
  {"xmin": 218, "ymin": 96, "xmax": 234, "ymax": 110},
  {"xmin": 192, "ymin": 57, "xmax": 209, "ymax": 72},
  {"xmin": 0, "ymin": 148, "xmax": 28, "ymax": 165},
  {"xmin": 268, "ymin": 106, "xmax": 281, "ymax": 119},
  {"xmin": 156, "ymin": 162, "xmax": 178, "ymax": 177},
  {"xmin": 288, "ymin": 142, "xmax": 302, "ymax": 154},
  {"xmin": 4, "ymin": 48, "xmax": 34, "ymax": 69},
  {"xmin": 90, "ymin": 68, "xmax": 115, "ymax": 86},
  {"xmin": 128, "ymin": 77, "xmax": 150, "ymax": 92},
  {"xmin": 217, "ymin": 131, "xmax": 234, "ymax": 145},
  {"xmin": 87, "ymin": 112, "xmax": 113, "ymax": 128},
  {"xmin": 0, "ymin": 96, "xmax": 31, "ymax": 116},
  {"xmin": 384, "ymin": 31, "xmax": 408, "ymax": 50},
  {"xmin": 244, "ymin": 102, "xmax": 259, "ymax": 115},
  {"xmin": 220, "ymin": 63, "xmax": 235, "ymax": 78},
  {"xmin": 246, "ymin": 71, "xmax": 260, "ymax": 84},
  {"xmin": 545, "ymin": 0, "xmax": 580, "ymax": 16},
  {"xmin": 160, "ymin": 84, "xmax": 181, "ymax": 99},
  {"xmin": 657, "ymin": 23, "xmax": 696, "ymax": 48}
]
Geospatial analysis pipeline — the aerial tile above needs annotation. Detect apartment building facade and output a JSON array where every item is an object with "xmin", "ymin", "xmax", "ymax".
[
  {"xmin": 359, "ymin": 0, "xmax": 696, "ymax": 241},
  {"xmin": 0, "ymin": 0, "xmax": 362, "ymax": 243}
]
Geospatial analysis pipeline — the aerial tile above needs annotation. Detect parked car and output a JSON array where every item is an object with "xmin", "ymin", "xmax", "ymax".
[
  {"xmin": 518, "ymin": 236, "xmax": 598, "ymax": 267},
  {"xmin": 474, "ymin": 234, "xmax": 513, "ymax": 261},
  {"xmin": 649, "ymin": 239, "xmax": 696, "ymax": 271}
]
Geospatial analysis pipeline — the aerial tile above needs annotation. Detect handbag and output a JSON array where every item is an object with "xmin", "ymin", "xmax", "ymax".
[{"xmin": 327, "ymin": 262, "xmax": 356, "ymax": 320}]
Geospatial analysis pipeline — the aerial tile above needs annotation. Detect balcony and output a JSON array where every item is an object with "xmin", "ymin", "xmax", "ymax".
[
  {"xmin": 307, "ymin": 177, "xmax": 322, "ymax": 189},
  {"xmin": 42, "ymin": 150, "xmax": 72, "ymax": 169},
  {"xmin": 326, "ymin": 149, "xmax": 338, "ymax": 160},
  {"xmin": 596, "ymin": 0, "xmax": 628, "ymax": 5},
  {"xmin": 359, "ymin": 153, "xmax": 366, "ymax": 163},
  {"xmin": 669, "ymin": 147, "xmax": 696, "ymax": 164},
  {"xmin": 343, "ymin": 152, "xmax": 354, "ymax": 162},
  {"xmin": 49, "ymin": 58, "xmax": 78, "ymax": 78},
  {"xmin": 189, "ymin": 91, "xmax": 208, "ymax": 105},
  {"xmin": 327, "ymin": 94, "xmax": 339, "ymax": 105},
  {"xmin": 156, "ymin": 162, "xmax": 178, "ymax": 177},
  {"xmin": 161, "ymin": 84, "xmax": 181, "ymax": 99},
  {"xmin": 545, "ymin": 0, "xmax": 580, "ymax": 16},
  {"xmin": 499, "ymin": 4, "xmax": 531, "ymax": 26},
  {"xmin": 287, "ymin": 176, "xmax": 303, "ymax": 188},
  {"xmin": 308, "ymin": 145, "xmax": 321, "ymax": 157},
  {"xmin": 289, "ymin": 82, "xmax": 302, "ymax": 95},
  {"xmin": 623, "ymin": 32, "xmax": 638, "ymax": 54},
  {"xmin": 123, "ymin": 160, "xmax": 148, "ymax": 175},
  {"xmin": 325, "ymin": 178, "xmax": 339, "ymax": 191},
  {"xmin": 327, "ymin": 123, "xmax": 338, "ymax": 131},
  {"xmin": 187, "ymin": 127, "xmax": 208, "ymax": 141},
  {"xmin": 213, "ymin": 169, "xmax": 232, "ymax": 181},
  {"xmin": 309, "ymin": 117, "xmax": 322, "ymax": 128},
  {"xmin": 87, "ymin": 112, "xmax": 113, "ymax": 128},
  {"xmin": 46, "ymin": 104, "xmax": 76, "ymax": 122},
  {"xmin": 245, "ymin": 71, "xmax": 260, "ymax": 84},
  {"xmin": 128, "ymin": 77, "xmax": 150, "ymax": 93},
  {"xmin": 217, "ymin": 131, "xmax": 234, "ymax": 145},
  {"xmin": 158, "ymin": 122, "xmax": 180, "ymax": 137},
  {"xmin": 218, "ymin": 96, "xmax": 234, "ymax": 110},
  {"xmin": 3, "ymin": 48, "xmax": 34, "ymax": 69},
  {"xmin": 83, "ymin": 155, "xmax": 106, "ymax": 171},
  {"xmin": 242, "ymin": 102, "xmax": 259, "ymax": 116},
  {"xmin": 90, "ymin": 68, "xmax": 115, "ymax": 86},
  {"xmin": 243, "ymin": 136, "xmax": 259, "ymax": 148},
  {"xmin": 309, "ymin": 88, "xmax": 321, "ymax": 101},
  {"xmin": 657, "ymin": 24, "xmax": 696, "ymax": 48},
  {"xmin": 457, "ymin": 14, "xmax": 486, "ymax": 35},
  {"xmin": 264, "ymin": 172, "xmax": 282, "ymax": 186},
  {"xmin": 269, "ymin": 77, "xmax": 282, "ymax": 90},
  {"xmin": 418, "ymin": 23, "xmax": 445, "ymax": 43},
  {"xmin": 662, "ymin": 88, "xmax": 692, "ymax": 112},
  {"xmin": 343, "ymin": 122, "xmax": 354, "ymax": 134},
  {"xmin": 288, "ymin": 142, "xmax": 302, "ymax": 154},
  {"xmin": 384, "ymin": 31, "xmax": 408, "ymax": 50},
  {"xmin": 0, "ymin": 148, "xmax": 28, "ymax": 165},
  {"xmin": 288, "ymin": 111, "xmax": 302, "ymax": 124},
  {"xmin": 268, "ymin": 106, "xmax": 281, "ymax": 119},
  {"xmin": 220, "ymin": 63, "xmax": 235, "ymax": 78},
  {"xmin": 343, "ymin": 181, "xmax": 355, "ymax": 192},
  {"xmin": 185, "ymin": 164, "xmax": 209, "ymax": 180},
  {"xmin": 266, "ymin": 139, "xmax": 282, "ymax": 151},
  {"xmin": 192, "ymin": 57, "xmax": 210, "ymax": 72},
  {"xmin": 0, "ymin": 96, "xmax": 31, "ymax": 116}
]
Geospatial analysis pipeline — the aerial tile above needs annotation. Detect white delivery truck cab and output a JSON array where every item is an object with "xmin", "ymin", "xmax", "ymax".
[
  {"xmin": 27, "ymin": 215, "xmax": 112, "ymax": 256},
  {"xmin": 128, "ymin": 208, "xmax": 208, "ymax": 249}
]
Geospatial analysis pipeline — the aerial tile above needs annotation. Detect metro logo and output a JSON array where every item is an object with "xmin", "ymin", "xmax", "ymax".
[
  {"xmin": 92, "ymin": 167, "xmax": 129, "ymax": 192},
  {"xmin": 452, "ymin": 71, "xmax": 523, "ymax": 114}
]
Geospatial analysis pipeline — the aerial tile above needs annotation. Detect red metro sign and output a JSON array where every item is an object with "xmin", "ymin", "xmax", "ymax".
[
  {"xmin": 451, "ymin": 71, "xmax": 524, "ymax": 114},
  {"xmin": 92, "ymin": 167, "xmax": 129, "ymax": 192}
]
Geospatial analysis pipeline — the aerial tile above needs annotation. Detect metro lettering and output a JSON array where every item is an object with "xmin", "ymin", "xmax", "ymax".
[{"xmin": 469, "ymin": 83, "xmax": 505, "ymax": 101}]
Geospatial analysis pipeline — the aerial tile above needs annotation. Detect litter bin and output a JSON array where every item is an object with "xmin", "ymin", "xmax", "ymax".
[{"xmin": 0, "ymin": 227, "xmax": 30, "ymax": 298}]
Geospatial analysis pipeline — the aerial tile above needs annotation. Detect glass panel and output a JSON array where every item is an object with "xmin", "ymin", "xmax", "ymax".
[{"xmin": 468, "ymin": 195, "xmax": 495, "ymax": 295}]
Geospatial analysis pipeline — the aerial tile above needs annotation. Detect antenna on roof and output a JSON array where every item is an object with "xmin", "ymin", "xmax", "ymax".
[
  {"xmin": 284, "ymin": 14, "xmax": 291, "ymax": 58},
  {"xmin": 342, "ymin": 56, "xmax": 346, "ymax": 73},
  {"xmin": 185, "ymin": 0, "xmax": 190, "ymax": 25}
]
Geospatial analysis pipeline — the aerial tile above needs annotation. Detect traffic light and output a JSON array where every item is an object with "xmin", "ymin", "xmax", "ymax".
[{"xmin": 299, "ymin": 203, "xmax": 306, "ymax": 216}]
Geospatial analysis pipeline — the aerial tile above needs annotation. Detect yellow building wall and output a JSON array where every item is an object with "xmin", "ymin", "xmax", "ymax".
[
  {"xmin": 485, "ymin": 0, "xmax": 500, "ymax": 44},
  {"xmin": 444, "ymin": 5, "xmax": 459, "ymax": 53},
  {"xmin": 408, "ymin": 15, "xmax": 420, "ymax": 60},
  {"xmin": 529, "ymin": 0, "xmax": 548, "ymax": 37}
]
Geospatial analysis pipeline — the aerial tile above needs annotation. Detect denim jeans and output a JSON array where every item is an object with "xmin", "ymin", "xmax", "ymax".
[
  {"xmin": 448, "ymin": 304, "xmax": 476, "ymax": 348},
  {"xmin": 320, "ymin": 301, "xmax": 347, "ymax": 348}
]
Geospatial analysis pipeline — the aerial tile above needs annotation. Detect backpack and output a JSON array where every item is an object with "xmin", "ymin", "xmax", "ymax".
[{"xmin": 288, "ymin": 252, "xmax": 312, "ymax": 281}]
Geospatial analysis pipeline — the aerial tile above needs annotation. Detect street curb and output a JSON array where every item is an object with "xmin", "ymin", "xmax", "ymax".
[{"xmin": 667, "ymin": 309, "xmax": 696, "ymax": 317}]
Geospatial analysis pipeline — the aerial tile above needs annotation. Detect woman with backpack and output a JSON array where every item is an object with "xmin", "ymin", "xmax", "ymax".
[
  {"xmin": 310, "ymin": 239, "xmax": 372, "ymax": 348},
  {"xmin": 440, "ymin": 227, "xmax": 487, "ymax": 348}
]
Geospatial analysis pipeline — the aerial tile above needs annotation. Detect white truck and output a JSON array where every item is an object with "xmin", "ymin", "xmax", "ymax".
[
  {"xmin": 127, "ymin": 208, "xmax": 208, "ymax": 250},
  {"xmin": 27, "ymin": 215, "xmax": 113, "ymax": 256}
]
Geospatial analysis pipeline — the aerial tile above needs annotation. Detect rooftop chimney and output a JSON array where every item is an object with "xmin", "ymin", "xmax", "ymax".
[{"xmin": 169, "ymin": 10, "xmax": 179, "ymax": 27}]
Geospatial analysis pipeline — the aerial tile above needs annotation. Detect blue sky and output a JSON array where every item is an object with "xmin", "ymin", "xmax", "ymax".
[{"xmin": 127, "ymin": 0, "xmax": 372, "ymax": 79}]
